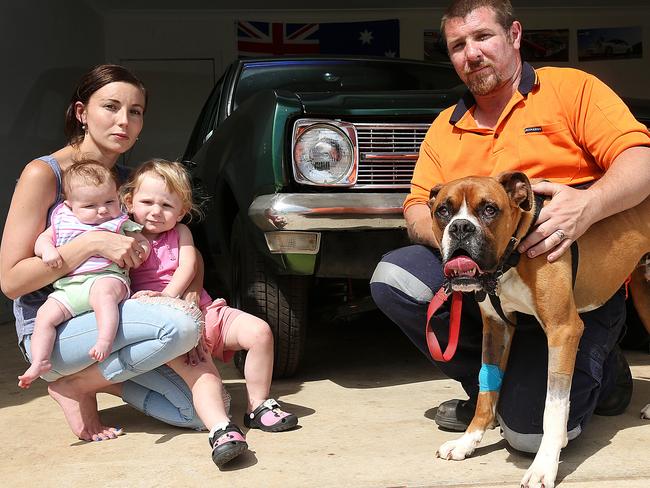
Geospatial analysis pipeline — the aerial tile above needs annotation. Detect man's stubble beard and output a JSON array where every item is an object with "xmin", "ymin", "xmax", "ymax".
[{"xmin": 466, "ymin": 66, "xmax": 501, "ymax": 96}]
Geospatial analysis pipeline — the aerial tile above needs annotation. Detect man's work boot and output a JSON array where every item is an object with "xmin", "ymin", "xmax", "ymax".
[
  {"xmin": 434, "ymin": 398, "xmax": 476, "ymax": 432},
  {"xmin": 594, "ymin": 345, "xmax": 633, "ymax": 416}
]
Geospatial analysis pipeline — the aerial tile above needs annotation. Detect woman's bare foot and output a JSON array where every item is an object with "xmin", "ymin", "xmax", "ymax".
[
  {"xmin": 18, "ymin": 360, "xmax": 51, "ymax": 389},
  {"xmin": 48, "ymin": 375, "xmax": 123, "ymax": 441}
]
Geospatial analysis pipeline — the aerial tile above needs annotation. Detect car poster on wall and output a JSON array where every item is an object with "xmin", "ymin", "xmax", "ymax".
[
  {"xmin": 423, "ymin": 29, "xmax": 447, "ymax": 62},
  {"xmin": 521, "ymin": 29, "xmax": 569, "ymax": 62},
  {"xmin": 578, "ymin": 26, "xmax": 643, "ymax": 61}
]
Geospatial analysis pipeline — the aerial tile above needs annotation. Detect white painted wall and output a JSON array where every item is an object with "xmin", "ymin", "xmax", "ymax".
[{"xmin": 0, "ymin": 1, "xmax": 104, "ymax": 321}]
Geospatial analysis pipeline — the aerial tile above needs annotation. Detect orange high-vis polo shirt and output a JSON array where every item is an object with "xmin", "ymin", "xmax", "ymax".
[{"xmin": 404, "ymin": 63, "xmax": 650, "ymax": 211}]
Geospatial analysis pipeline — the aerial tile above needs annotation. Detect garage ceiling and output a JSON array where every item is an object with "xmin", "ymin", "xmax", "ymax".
[{"xmin": 84, "ymin": 0, "xmax": 647, "ymax": 12}]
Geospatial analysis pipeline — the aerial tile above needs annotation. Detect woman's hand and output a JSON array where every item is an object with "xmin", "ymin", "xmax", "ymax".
[
  {"xmin": 180, "ymin": 289, "xmax": 206, "ymax": 366},
  {"xmin": 186, "ymin": 332, "xmax": 210, "ymax": 366},
  {"xmin": 89, "ymin": 231, "xmax": 147, "ymax": 269},
  {"xmin": 131, "ymin": 290, "xmax": 165, "ymax": 299}
]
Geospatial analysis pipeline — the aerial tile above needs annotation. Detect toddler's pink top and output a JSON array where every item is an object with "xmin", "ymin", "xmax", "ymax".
[
  {"xmin": 130, "ymin": 226, "xmax": 239, "ymax": 361},
  {"xmin": 129, "ymin": 227, "xmax": 212, "ymax": 308}
]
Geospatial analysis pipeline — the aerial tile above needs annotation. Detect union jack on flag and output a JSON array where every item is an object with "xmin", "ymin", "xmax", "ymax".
[
  {"xmin": 237, "ymin": 19, "xmax": 400, "ymax": 58},
  {"xmin": 237, "ymin": 21, "xmax": 320, "ymax": 56}
]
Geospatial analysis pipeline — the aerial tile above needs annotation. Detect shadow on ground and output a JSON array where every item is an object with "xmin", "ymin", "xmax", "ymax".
[{"xmin": 298, "ymin": 309, "xmax": 445, "ymax": 387}]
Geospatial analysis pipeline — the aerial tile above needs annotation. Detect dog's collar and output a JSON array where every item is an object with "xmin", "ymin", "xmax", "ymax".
[
  {"xmin": 475, "ymin": 193, "xmax": 579, "ymax": 328},
  {"xmin": 475, "ymin": 193, "xmax": 548, "ymax": 298}
]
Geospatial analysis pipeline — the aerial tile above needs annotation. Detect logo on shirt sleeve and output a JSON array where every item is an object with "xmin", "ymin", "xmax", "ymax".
[{"xmin": 524, "ymin": 126, "xmax": 543, "ymax": 134}]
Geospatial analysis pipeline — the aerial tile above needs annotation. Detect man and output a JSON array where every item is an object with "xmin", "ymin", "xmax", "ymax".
[{"xmin": 370, "ymin": 0, "xmax": 650, "ymax": 453}]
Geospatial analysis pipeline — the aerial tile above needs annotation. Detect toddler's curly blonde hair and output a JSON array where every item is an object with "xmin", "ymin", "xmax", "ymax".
[{"xmin": 120, "ymin": 159, "xmax": 202, "ymax": 221}]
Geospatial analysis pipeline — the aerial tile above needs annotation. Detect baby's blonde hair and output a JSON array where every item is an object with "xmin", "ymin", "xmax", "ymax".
[
  {"xmin": 121, "ymin": 159, "xmax": 201, "ymax": 221},
  {"xmin": 63, "ymin": 159, "xmax": 119, "ymax": 198}
]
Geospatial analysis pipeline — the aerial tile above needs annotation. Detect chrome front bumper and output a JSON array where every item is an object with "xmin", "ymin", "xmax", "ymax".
[{"xmin": 248, "ymin": 193, "xmax": 407, "ymax": 232}]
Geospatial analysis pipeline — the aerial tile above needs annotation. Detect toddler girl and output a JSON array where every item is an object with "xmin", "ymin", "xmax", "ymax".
[{"xmin": 122, "ymin": 159, "xmax": 298, "ymax": 467}]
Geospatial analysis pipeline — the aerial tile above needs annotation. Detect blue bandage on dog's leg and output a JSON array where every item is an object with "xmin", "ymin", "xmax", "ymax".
[{"xmin": 479, "ymin": 363, "xmax": 504, "ymax": 392}]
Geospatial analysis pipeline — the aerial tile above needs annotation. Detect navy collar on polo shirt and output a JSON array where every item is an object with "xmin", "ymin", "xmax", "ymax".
[{"xmin": 449, "ymin": 61, "xmax": 537, "ymax": 124}]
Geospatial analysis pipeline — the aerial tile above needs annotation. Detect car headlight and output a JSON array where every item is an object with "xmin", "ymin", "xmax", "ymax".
[{"xmin": 292, "ymin": 119, "xmax": 357, "ymax": 186}]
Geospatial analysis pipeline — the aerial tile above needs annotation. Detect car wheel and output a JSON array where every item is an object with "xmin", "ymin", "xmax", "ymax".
[{"xmin": 230, "ymin": 213, "xmax": 308, "ymax": 378}]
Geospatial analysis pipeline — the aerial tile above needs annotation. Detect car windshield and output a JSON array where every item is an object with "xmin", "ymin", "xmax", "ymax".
[{"xmin": 234, "ymin": 59, "xmax": 462, "ymax": 109}]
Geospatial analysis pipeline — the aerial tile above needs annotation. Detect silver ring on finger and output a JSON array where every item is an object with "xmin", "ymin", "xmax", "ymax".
[{"xmin": 555, "ymin": 229, "xmax": 566, "ymax": 241}]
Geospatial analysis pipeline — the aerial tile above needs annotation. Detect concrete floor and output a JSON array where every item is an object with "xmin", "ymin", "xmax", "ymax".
[{"xmin": 1, "ymin": 313, "xmax": 649, "ymax": 488}]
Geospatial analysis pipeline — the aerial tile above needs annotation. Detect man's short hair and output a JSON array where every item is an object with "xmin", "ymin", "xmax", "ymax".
[{"xmin": 440, "ymin": 0, "xmax": 517, "ymax": 43}]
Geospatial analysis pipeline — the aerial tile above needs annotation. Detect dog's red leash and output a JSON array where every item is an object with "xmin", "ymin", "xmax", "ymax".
[{"xmin": 425, "ymin": 288, "xmax": 463, "ymax": 362}]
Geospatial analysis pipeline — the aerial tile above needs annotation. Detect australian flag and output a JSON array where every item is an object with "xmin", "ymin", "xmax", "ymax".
[{"xmin": 237, "ymin": 19, "xmax": 400, "ymax": 58}]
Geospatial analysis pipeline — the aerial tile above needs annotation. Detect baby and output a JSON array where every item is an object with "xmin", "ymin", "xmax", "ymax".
[{"xmin": 18, "ymin": 160, "xmax": 149, "ymax": 388}]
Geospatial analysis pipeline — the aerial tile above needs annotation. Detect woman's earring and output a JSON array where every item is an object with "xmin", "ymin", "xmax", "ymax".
[{"xmin": 81, "ymin": 124, "xmax": 87, "ymax": 132}]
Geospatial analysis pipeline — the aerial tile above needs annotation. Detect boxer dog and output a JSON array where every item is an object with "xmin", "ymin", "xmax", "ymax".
[{"xmin": 428, "ymin": 172, "xmax": 649, "ymax": 488}]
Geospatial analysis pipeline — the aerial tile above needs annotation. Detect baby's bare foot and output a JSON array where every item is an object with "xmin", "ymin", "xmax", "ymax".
[
  {"xmin": 48, "ymin": 376, "xmax": 123, "ymax": 441},
  {"xmin": 18, "ymin": 360, "xmax": 52, "ymax": 389},
  {"xmin": 89, "ymin": 339, "xmax": 113, "ymax": 362}
]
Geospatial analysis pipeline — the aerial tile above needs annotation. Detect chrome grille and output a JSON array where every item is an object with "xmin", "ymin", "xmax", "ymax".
[{"xmin": 354, "ymin": 123, "xmax": 430, "ymax": 189}]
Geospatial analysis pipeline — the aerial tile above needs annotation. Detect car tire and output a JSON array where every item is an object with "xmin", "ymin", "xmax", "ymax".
[{"xmin": 230, "ymin": 213, "xmax": 308, "ymax": 378}]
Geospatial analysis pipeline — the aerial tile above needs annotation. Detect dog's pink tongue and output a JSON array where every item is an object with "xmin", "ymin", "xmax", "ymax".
[{"xmin": 444, "ymin": 256, "xmax": 479, "ymax": 277}]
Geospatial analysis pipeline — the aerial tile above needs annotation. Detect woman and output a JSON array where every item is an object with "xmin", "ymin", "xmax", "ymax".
[{"xmin": 0, "ymin": 65, "xmax": 226, "ymax": 442}]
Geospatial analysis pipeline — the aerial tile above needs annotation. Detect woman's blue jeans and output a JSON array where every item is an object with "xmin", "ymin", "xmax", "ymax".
[{"xmin": 23, "ymin": 299, "xmax": 204, "ymax": 429}]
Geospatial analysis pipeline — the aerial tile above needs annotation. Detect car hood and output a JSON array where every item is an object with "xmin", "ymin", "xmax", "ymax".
[{"xmin": 292, "ymin": 88, "xmax": 464, "ymax": 116}]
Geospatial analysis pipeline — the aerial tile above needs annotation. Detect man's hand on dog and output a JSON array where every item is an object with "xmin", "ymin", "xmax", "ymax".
[{"xmin": 518, "ymin": 181, "xmax": 596, "ymax": 262}]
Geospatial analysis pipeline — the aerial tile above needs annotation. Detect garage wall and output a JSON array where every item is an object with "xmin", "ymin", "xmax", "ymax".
[
  {"xmin": 104, "ymin": 6, "xmax": 650, "ymax": 98},
  {"xmin": 98, "ymin": 5, "xmax": 650, "ymax": 177},
  {"xmin": 0, "ymin": 1, "xmax": 104, "ymax": 321},
  {"xmin": 506, "ymin": 7, "xmax": 649, "ymax": 98}
]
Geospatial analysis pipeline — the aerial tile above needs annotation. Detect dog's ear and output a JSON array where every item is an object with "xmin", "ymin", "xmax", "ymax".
[
  {"xmin": 497, "ymin": 171, "xmax": 533, "ymax": 211},
  {"xmin": 428, "ymin": 184, "xmax": 443, "ymax": 209}
]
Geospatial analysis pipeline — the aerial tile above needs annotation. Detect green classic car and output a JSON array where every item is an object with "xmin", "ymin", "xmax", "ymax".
[{"xmin": 182, "ymin": 56, "xmax": 462, "ymax": 376}]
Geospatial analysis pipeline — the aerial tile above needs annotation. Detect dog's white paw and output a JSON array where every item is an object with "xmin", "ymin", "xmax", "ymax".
[
  {"xmin": 520, "ymin": 452, "xmax": 559, "ymax": 488},
  {"xmin": 642, "ymin": 403, "xmax": 650, "ymax": 419},
  {"xmin": 435, "ymin": 430, "xmax": 483, "ymax": 461}
]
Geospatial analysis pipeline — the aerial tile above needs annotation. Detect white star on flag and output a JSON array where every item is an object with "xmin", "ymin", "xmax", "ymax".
[
  {"xmin": 359, "ymin": 29, "xmax": 374, "ymax": 45},
  {"xmin": 384, "ymin": 50, "xmax": 396, "ymax": 57}
]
